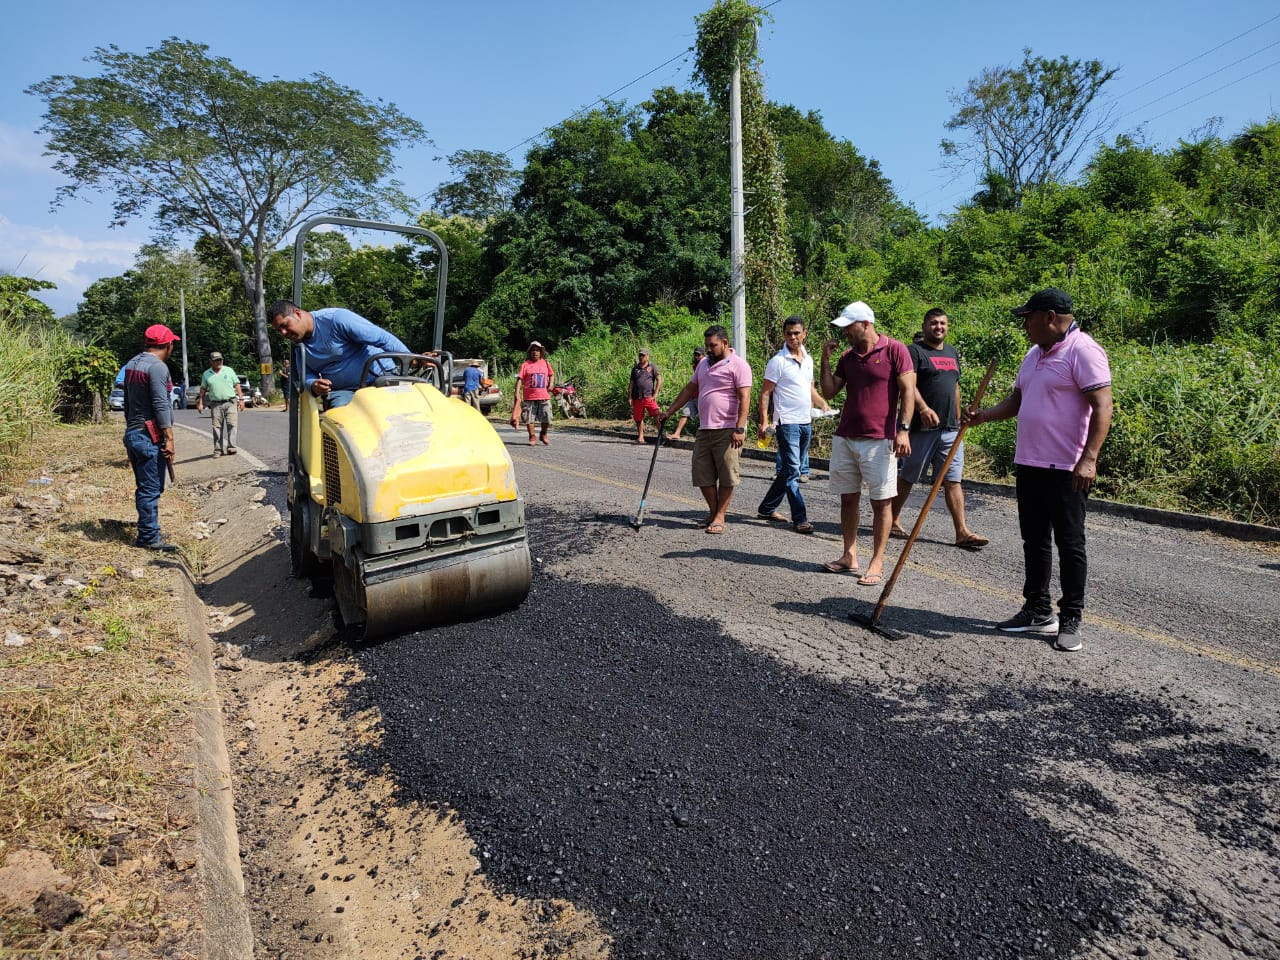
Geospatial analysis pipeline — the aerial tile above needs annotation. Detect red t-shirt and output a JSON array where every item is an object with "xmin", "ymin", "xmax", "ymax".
[
  {"xmin": 834, "ymin": 334, "xmax": 912, "ymax": 440},
  {"xmin": 518, "ymin": 359, "xmax": 554, "ymax": 401}
]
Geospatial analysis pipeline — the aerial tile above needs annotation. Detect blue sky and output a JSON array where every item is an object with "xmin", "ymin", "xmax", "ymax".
[{"xmin": 2, "ymin": 0, "xmax": 1277, "ymax": 316}]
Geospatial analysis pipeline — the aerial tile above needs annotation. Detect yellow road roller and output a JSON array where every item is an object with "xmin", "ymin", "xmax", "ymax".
[{"xmin": 286, "ymin": 216, "xmax": 531, "ymax": 640}]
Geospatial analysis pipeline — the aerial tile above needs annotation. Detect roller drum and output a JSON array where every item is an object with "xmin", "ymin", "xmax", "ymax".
[{"xmin": 338, "ymin": 541, "xmax": 532, "ymax": 642}]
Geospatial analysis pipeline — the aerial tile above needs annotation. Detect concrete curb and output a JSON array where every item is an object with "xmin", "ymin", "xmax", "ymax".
[
  {"xmin": 556, "ymin": 422, "xmax": 1280, "ymax": 544},
  {"xmin": 174, "ymin": 564, "xmax": 255, "ymax": 959}
]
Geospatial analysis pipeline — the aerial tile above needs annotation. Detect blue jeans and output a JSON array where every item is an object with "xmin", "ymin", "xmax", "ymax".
[
  {"xmin": 124, "ymin": 429, "xmax": 166, "ymax": 545},
  {"xmin": 758, "ymin": 422, "xmax": 809, "ymax": 523}
]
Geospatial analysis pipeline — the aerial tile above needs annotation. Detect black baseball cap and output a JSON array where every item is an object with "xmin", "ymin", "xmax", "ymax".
[{"xmin": 1012, "ymin": 288, "xmax": 1072, "ymax": 316}]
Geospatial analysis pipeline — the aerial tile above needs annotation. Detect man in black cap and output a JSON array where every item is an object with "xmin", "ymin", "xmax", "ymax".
[{"xmin": 964, "ymin": 288, "xmax": 1113, "ymax": 651}]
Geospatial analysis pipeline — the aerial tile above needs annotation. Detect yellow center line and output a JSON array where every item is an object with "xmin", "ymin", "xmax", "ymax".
[{"xmin": 513, "ymin": 453, "xmax": 1280, "ymax": 679}]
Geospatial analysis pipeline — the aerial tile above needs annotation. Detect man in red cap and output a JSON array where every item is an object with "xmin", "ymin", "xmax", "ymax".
[{"xmin": 120, "ymin": 324, "xmax": 180, "ymax": 551}]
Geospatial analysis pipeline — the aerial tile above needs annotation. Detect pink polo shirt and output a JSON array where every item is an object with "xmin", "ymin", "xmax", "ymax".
[
  {"xmin": 691, "ymin": 349, "xmax": 752, "ymax": 429},
  {"xmin": 1014, "ymin": 327, "xmax": 1111, "ymax": 470}
]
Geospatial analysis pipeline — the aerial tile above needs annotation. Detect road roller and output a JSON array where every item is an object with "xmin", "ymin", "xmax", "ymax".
[{"xmin": 286, "ymin": 216, "xmax": 532, "ymax": 640}]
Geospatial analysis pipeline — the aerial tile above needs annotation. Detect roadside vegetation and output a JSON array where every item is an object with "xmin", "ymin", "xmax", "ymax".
[
  {"xmin": 18, "ymin": 0, "xmax": 1280, "ymax": 528},
  {"xmin": 0, "ymin": 291, "xmax": 201, "ymax": 953}
]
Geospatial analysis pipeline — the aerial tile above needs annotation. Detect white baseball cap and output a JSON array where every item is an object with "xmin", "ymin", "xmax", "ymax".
[{"xmin": 832, "ymin": 301, "xmax": 875, "ymax": 327}]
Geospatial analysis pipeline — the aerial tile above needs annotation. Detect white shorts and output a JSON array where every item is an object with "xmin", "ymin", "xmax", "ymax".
[{"xmin": 829, "ymin": 436, "xmax": 897, "ymax": 500}]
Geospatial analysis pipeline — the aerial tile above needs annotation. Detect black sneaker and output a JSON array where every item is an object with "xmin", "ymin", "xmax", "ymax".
[
  {"xmin": 137, "ymin": 540, "xmax": 179, "ymax": 553},
  {"xmin": 996, "ymin": 609, "xmax": 1059, "ymax": 635},
  {"xmin": 1055, "ymin": 616, "xmax": 1083, "ymax": 651}
]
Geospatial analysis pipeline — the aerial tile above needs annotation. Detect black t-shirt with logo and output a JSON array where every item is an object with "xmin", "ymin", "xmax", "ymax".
[
  {"xmin": 630, "ymin": 363, "xmax": 659, "ymax": 400},
  {"xmin": 908, "ymin": 341, "xmax": 960, "ymax": 431}
]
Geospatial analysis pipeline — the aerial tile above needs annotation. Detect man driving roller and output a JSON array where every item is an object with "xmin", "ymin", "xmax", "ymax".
[{"xmin": 268, "ymin": 300, "xmax": 410, "ymax": 408}]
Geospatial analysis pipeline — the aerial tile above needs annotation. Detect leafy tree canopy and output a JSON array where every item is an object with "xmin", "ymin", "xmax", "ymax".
[
  {"xmin": 0, "ymin": 276, "xmax": 57, "ymax": 326},
  {"xmin": 942, "ymin": 49, "xmax": 1116, "ymax": 206},
  {"xmin": 432, "ymin": 149, "xmax": 518, "ymax": 220},
  {"xmin": 28, "ymin": 37, "xmax": 427, "ymax": 392}
]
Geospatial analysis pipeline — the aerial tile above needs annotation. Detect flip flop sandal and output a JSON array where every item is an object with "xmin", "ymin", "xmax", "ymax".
[
  {"xmin": 821, "ymin": 560, "xmax": 859, "ymax": 574},
  {"xmin": 793, "ymin": 521, "xmax": 814, "ymax": 534},
  {"xmin": 757, "ymin": 511, "xmax": 787, "ymax": 522},
  {"xmin": 705, "ymin": 522, "xmax": 726, "ymax": 534},
  {"xmin": 857, "ymin": 573, "xmax": 884, "ymax": 586}
]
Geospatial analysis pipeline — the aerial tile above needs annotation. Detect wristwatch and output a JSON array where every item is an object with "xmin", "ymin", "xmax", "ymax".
[
  {"xmin": 732, "ymin": 427, "xmax": 746, "ymax": 434},
  {"xmin": 897, "ymin": 421, "xmax": 911, "ymax": 432}
]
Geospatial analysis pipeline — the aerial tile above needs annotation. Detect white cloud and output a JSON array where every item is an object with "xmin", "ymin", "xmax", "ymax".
[
  {"xmin": 0, "ymin": 215, "xmax": 142, "ymax": 316},
  {"xmin": 0, "ymin": 120, "xmax": 57, "ymax": 177}
]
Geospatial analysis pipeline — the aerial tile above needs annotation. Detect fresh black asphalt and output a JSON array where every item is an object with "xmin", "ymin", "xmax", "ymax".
[{"xmin": 343, "ymin": 512, "xmax": 1275, "ymax": 959}]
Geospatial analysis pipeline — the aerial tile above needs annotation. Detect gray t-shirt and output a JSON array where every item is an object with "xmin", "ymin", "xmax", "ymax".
[{"xmin": 122, "ymin": 352, "xmax": 173, "ymax": 433}]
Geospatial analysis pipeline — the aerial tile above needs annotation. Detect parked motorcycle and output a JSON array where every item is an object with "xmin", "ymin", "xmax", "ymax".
[{"xmin": 551, "ymin": 380, "xmax": 586, "ymax": 419}]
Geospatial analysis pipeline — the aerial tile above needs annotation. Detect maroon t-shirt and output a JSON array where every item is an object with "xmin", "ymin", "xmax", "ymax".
[{"xmin": 834, "ymin": 334, "xmax": 912, "ymax": 440}]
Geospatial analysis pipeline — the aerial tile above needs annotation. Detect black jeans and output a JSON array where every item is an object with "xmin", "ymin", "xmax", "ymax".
[{"xmin": 1015, "ymin": 466, "xmax": 1089, "ymax": 619}]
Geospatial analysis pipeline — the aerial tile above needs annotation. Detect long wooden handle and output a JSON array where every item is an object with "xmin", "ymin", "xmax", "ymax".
[{"xmin": 867, "ymin": 357, "xmax": 1001, "ymax": 627}]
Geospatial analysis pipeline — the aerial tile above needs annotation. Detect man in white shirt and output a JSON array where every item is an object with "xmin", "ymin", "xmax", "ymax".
[{"xmin": 755, "ymin": 316, "xmax": 830, "ymax": 534}]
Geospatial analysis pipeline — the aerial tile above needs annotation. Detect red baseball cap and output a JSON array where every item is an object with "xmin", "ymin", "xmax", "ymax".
[{"xmin": 144, "ymin": 324, "xmax": 180, "ymax": 345}]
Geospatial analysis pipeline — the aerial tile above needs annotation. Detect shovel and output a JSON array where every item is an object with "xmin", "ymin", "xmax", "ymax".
[
  {"xmin": 629, "ymin": 422, "xmax": 665, "ymax": 530},
  {"xmin": 850, "ymin": 357, "xmax": 1000, "ymax": 639}
]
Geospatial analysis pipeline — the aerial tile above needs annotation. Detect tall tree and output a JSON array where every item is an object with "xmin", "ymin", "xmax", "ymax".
[
  {"xmin": 28, "ymin": 37, "xmax": 427, "ymax": 395},
  {"xmin": 432, "ymin": 149, "xmax": 518, "ymax": 220},
  {"xmin": 941, "ymin": 49, "xmax": 1116, "ymax": 205}
]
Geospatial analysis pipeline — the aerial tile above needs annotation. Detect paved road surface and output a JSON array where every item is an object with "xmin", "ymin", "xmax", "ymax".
[{"xmin": 205, "ymin": 412, "xmax": 1280, "ymax": 958}]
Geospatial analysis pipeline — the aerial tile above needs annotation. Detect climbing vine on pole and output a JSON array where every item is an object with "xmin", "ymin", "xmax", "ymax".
[{"xmin": 694, "ymin": 0, "xmax": 793, "ymax": 353}]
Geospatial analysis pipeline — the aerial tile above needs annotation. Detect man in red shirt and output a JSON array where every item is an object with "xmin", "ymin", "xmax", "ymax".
[
  {"xmin": 512, "ymin": 341, "xmax": 556, "ymax": 446},
  {"xmin": 819, "ymin": 302, "xmax": 915, "ymax": 586}
]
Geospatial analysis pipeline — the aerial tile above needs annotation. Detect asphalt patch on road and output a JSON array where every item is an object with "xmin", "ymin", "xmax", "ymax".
[
  {"xmin": 339, "ymin": 492, "xmax": 1280, "ymax": 960},
  {"xmin": 315, "ymin": 505, "xmax": 1276, "ymax": 958},
  {"xmin": 349, "ymin": 569, "xmax": 1149, "ymax": 958}
]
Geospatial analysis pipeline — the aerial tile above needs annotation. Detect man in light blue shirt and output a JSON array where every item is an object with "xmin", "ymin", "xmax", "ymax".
[
  {"xmin": 462, "ymin": 361, "xmax": 483, "ymax": 410},
  {"xmin": 268, "ymin": 300, "xmax": 410, "ymax": 408}
]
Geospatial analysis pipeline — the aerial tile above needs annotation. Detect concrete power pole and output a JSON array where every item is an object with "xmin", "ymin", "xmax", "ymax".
[
  {"xmin": 729, "ymin": 54, "xmax": 746, "ymax": 360},
  {"xmin": 179, "ymin": 288, "xmax": 190, "ymax": 396}
]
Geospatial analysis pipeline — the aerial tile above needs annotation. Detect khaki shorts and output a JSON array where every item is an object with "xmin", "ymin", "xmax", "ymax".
[
  {"xmin": 829, "ymin": 436, "xmax": 897, "ymax": 500},
  {"xmin": 691, "ymin": 428, "xmax": 741, "ymax": 488}
]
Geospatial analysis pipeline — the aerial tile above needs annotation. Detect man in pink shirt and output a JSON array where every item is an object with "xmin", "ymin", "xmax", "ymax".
[
  {"xmin": 659, "ymin": 325, "xmax": 752, "ymax": 534},
  {"xmin": 819, "ymin": 301, "xmax": 915, "ymax": 586},
  {"xmin": 965, "ymin": 288, "xmax": 1113, "ymax": 651}
]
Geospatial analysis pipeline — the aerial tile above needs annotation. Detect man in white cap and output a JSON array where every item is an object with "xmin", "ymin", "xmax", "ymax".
[
  {"xmin": 196, "ymin": 351, "xmax": 244, "ymax": 456},
  {"xmin": 818, "ymin": 301, "xmax": 915, "ymax": 586}
]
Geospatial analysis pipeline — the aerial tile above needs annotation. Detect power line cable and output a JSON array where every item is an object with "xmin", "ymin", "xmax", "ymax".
[
  {"xmin": 1138, "ymin": 56, "xmax": 1280, "ymax": 126},
  {"xmin": 1116, "ymin": 37, "xmax": 1280, "ymax": 122},
  {"xmin": 501, "ymin": 0, "xmax": 786, "ymax": 157},
  {"xmin": 502, "ymin": 49, "xmax": 693, "ymax": 156},
  {"xmin": 1114, "ymin": 11, "xmax": 1280, "ymax": 98}
]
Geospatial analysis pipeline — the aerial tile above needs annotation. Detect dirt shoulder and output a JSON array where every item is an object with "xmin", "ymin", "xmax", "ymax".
[
  {"xmin": 0, "ymin": 423, "xmax": 205, "ymax": 958},
  {"xmin": 193, "ymin": 458, "xmax": 609, "ymax": 958},
  {"xmin": 1, "ymin": 420, "xmax": 609, "ymax": 959}
]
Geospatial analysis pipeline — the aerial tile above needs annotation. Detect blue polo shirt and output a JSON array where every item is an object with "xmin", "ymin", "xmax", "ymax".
[{"xmin": 295, "ymin": 308, "xmax": 409, "ymax": 392}]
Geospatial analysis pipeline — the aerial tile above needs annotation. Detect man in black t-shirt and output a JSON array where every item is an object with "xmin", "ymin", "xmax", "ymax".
[
  {"xmin": 629, "ymin": 349, "xmax": 662, "ymax": 444},
  {"xmin": 890, "ymin": 309, "xmax": 988, "ymax": 550}
]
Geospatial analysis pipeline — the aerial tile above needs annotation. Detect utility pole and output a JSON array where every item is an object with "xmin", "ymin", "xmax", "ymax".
[
  {"xmin": 729, "ymin": 53, "xmax": 746, "ymax": 360},
  {"xmin": 179, "ymin": 288, "xmax": 190, "ymax": 395}
]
